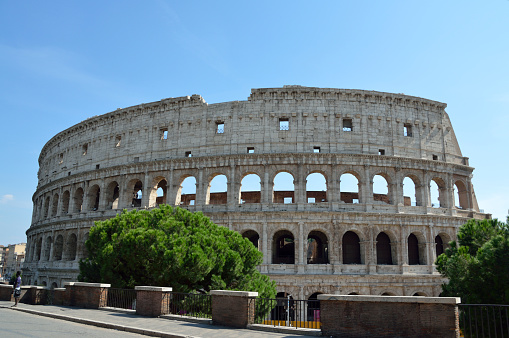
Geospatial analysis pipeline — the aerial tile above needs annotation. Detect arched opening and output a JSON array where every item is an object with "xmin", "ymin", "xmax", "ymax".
[
  {"xmin": 408, "ymin": 234, "xmax": 420, "ymax": 265},
  {"xmin": 242, "ymin": 230, "xmax": 260, "ymax": 250},
  {"xmin": 61, "ymin": 190, "xmax": 70, "ymax": 214},
  {"xmin": 307, "ymin": 231, "xmax": 329, "ymax": 264},
  {"xmin": 207, "ymin": 174, "xmax": 227, "ymax": 205},
  {"xmin": 53, "ymin": 235, "xmax": 63, "ymax": 261},
  {"xmin": 131, "ymin": 180, "xmax": 143, "ymax": 207},
  {"xmin": 273, "ymin": 230, "xmax": 295, "ymax": 264},
  {"xmin": 106, "ymin": 181, "xmax": 120, "ymax": 209},
  {"xmin": 340, "ymin": 173, "xmax": 360, "ymax": 203},
  {"xmin": 155, "ymin": 179, "xmax": 167, "ymax": 206},
  {"xmin": 403, "ymin": 176, "xmax": 419, "ymax": 206},
  {"xmin": 307, "ymin": 292, "xmax": 322, "ymax": 321},
  {"xmin": 35, "ymin": 238, "xmax": 42, "ymax": 261},
  {"xmin": 343, "ymin": 231, "xmax": 361, "ymax": 264},
  {"xmin": 51, "ymin": 194, "xmax": 59, "ymax": 217},
  {"xmin": 66, "ymin": 233, "xmax": 77, "ymax": 261},
  {"xmin": 82, "ymin": 232, "xmax": 90, "ymax": 259},
  {"xmin": 240, "ymin": 174, "xmax": 261, "ymax": 204},
  {"xmin": 376, "ymin": 232, "xmax": 393, "ymax": 265},
  {"xmin": 41, "ymin": 281, "xmax": 47, "ymax": 287},
  {"xmin": 272, "ymin": 292, "xmax": 295, "ymax": 322},
  {"xmin": 176, "ymin": 176, "xmax": 196, "ymax": 206},
  {"xmin": 413, "ymin": 292, "xmax": 427, "ymax": 296},
  {"xmin": 273, "ymin": 172, "xmax": 294, "ymax": 204},
  {"xmin": 43, "ymin": 196, "xmax": 50, "ymax": 219},
  {"xmin": 348, "ymin": 292, "xmax": 359, "ymax": 295},
  {"xmin": 381, "ymin": 292, "xmax": 395, "ymax": 296},
  {"xmin": 73, "ymin": 188, "xmax": 84, "ymax": 213},
  {"xmin": 453, "ymin": 180, "xmax": 468, "ymax": 209},
  {"xmin": 306, "ymin": 173, "xmax": 327, "ymax": 203},
  {"xmin": 429, "ymin": 178, "xmax": 445, "ymax": 208},
  {"xmin": 373, "ymin": 174, "xmax": 390, "ymax": 204},
  {"xmin": 435, "ymin": 235, "xmax": 445, "ymax": 257},
  {"xmin": 51, "ymin": 282, "xmax": 58, "ymax": 289},
  {"xmin": 43, "ymin": 236, "xmax": 52, "ymax": 261},
  {"xmin": 88, "ymin": 185, "xmax": 100, "ymax": 211}
]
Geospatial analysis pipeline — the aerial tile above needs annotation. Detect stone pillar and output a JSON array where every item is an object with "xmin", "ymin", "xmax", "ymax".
[
  {"xmin": 363, "ymin": 165, "xmax": 372, "ymax": 205},
  {"xmin": 65, "ymin": 282, "xmax": 110, "ymax": 309},
  {"xmin": 297, "ymin": 221, "xmax": 305, "ymax": 269},
  {"xmin": 262, "ymin": 221, "xmax": 268, "ymax": 264},
  {"xmin": 227, "ymin": 163, "xmax": 237, "ymax": 209},
  {"xmin": 141, "ymin": 172, "xmax": 151, "ymax": 208},
  {"xmin": 135, "ymin": 286, "xmax": 172, "ymax": 317},
  {"xmin": 30, "ymin": 286, "xmax": 47, "ymax": 305},
  {"xmin": 211, "ymin": 290, "xmax": 258, "ymax": 328}
]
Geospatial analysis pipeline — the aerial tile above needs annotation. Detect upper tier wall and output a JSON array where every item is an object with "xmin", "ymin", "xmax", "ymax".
[{"xmin": 36, "ymin": 87, "xmax": 466, "ymax": 189}]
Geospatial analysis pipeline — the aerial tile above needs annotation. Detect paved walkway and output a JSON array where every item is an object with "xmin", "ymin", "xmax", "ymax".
[{"xmin": 0, "ymin": 301, "xmax": 319, "ymax": 338}]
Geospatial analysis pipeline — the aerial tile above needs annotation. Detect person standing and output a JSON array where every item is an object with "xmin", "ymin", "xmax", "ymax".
[{"xmin": 12, "ymin": 271, "xmax": 21, "ymax": 307}]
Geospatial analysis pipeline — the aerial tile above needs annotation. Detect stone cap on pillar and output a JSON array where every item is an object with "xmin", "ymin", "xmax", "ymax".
[
  {"xmin": 134, "ymin": 286, "xmax": 172, "ymax": 292},
  {"xmin": 64, "ymin": 282, "xmax": 111, "ymax": 288},
  {"xmin": 211, "ymin": 290, "xmax": 258, "ymax": 297},
  {"xmin": 30, "ymin": 286, "xmax": 47, "ymax": 290},
  {"xmin": 317, "ymin": 294, "xmax": 461, "ymax": 304}
]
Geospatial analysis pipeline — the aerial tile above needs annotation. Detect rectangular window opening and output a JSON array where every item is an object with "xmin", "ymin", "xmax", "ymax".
[
  {"xmin": 352, "ymin": 198, "xmax": 359, "ymax": 204},
  {"xmin": 308, "ymin": 197, "xmax": 316, "ymax": 203},
  {"xmin": 279, "ymin": 118, "xmax": 289, "ymax": 131},
  {"xmin": 378, "ymin": 149, "xmax": 385, "ymax": 155},
  {"xmin": 59, "ymin": 153, "xmax": 64, "ymax": 164},
  {"xmin": 216, "ymin": 122, "xmax": 225, "ymax": 134},
  {"xmin": 343, "ymin": 119, "xmax": 353, "ymax": 132},
  {"xmin": 432, "ymin": 154, "xmax": 438, "ymax": 161},
  {"xmin": 115, "ymin": 135, "xmax": 121, "ymax": 147},
  {"xmin": 313, "ymin": 146, "xmax": 321, "ymax": 153},
  {"xmin": 82, "ymin": 144, "xmax": 88, "ymax": 156},
  {"xmin": 190, "ymin": 199, "xmax": 195, "ymax": 205},
  {"xmin": 162, "ymin": 129, "xmax": 168, "ymax": 140},
  {"xmin": 404, "ymin": 123, "xmax": 413, "ymax": 137},
  {"xmin": 134, "ymin": 157, "xmax": 140, "ymax": 163},
  {"xmin": 247, "ymin": 147, "xmax": 255, "ymax": 154},
  {"xmin": 283, "ymin": 197, "xmax": 293, "ymax": 204},
  {"xmin": 95, "ymin": 164, "xmax": 100, "ymax": 170},
  {"xmin": 185, "ymin": 151, "xmax": 192, "ymax": 157}
]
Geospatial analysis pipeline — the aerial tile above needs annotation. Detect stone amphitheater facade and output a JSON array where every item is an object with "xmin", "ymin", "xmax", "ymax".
[{"xmin": 24, "ymin": 86, "xmax": 489, "ymax": 299}]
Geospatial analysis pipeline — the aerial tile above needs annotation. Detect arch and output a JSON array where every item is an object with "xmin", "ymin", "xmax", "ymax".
[
  {"xmin": 51, "ymin": 282, "xmax": 58, "ymax": 289},
  {"xmin": 51, "ymin": 193, "xmax": 59, "ymax": 217},
  {"xmin": 376, "ymin": 232, "xmax": 393, "ymax": 265},
  {"xmin": 207, "ymin": 174, "xmax": 227, "ymax": 205},
  {"xmin": 453, "ymin": 180, "xmax": 468, "ymax": 209},
  {"xmin": 307, "ymin": 292, "xmax": 322, "ymax": 321},
  {"xmin": 129, "ymin": 179, "xmax": 143, "ymax": 207},
  {"xmin": 348, "ymin": 292, "xmax": 359, "ymax": 295},
  {"xmin": 152, "ymin": 177, "xmax": 168, "ymax": 206},
  {"xmin": 373, "ymin": 174, "xmax": 390, "ymax": 204},
  {"xmin": 66, "ymin": 233, "xmax": 78, "ymax": 261},
  {"xmin": 242, "ymin": 230, "xmax": 260, "ymax": 250},
  {"xmin": 176, "ymin": 176, "xmax": 196, "ymax": 206},
  {"xmin": 343, "ymin": 231, "xmax": 361, "ymax": 264},
  {"xmin": 53, "ymin": 235, "xmax": 64, "ymax": 261},
  {"xmin": 413, "ymin": 292, "xmax": 427, "ymax": 296},
  {"xmin": 35, "ymin": 237, "xmax": 42, "ymax": 261},
  {"xmin": 105, "ymin": 181, "xmax": 120, "ymax": 209},
  {"xmin": 273, "ymin": 230, "xmax": 295, "ymax": 264},
  {"xmin": 61, "ymin": 190, "xmax": 70, "ymax": 214},
  {"xmin": 82, "ymin": 232, "xmax": 90, "ymax": 259},
  {"xmin": 339, "ymin": 172, "xmax": 360, "ymax": 204},
  {"xmin": 381, "ymin": 292, "xmax": 396, "ymax": 296},
  {"xmin": 273, "ymin": 171, "xmax": 294, "ymax": 204},
  {"xmin": 307, "ymin": 230, "xmax": 329, "ymax": 264},
  {"xmin": 73, "ymin": 187, "xmax": 84, "ymax": 213},
  {"xmin": 43, "ymin": 236, "xmax": 52, "ymax": 261},
  {"xmin": 88, "ymin": 184, "xmax": 100, "ymax": 211},
  {"xmin": 43, "ymin": 196, "xmax": 50, "ymax": 219},
  {"xmin": 435, "ymin": 235, "xmax": 445, "ymax": 257},
  {"xmin": 403, "ymin": 176, "xmax": 420, "ymax": 206},
  {"xmin": 408, "ymin": 233, "xmax": 421, "ymax": 265},
  {"xmin": 240, "ymin": 173, "xmax": 261, "ymax": 204},
  {"xmin": 272, "ymin": 292, "xmax": 295, "ymax": 321},
  {"xmin": 429, "ymin": 177, "xmax": 445, "ymax": 208},
  {"xmin": 306, "ymin": 172, "xmax": 327, "ymax": 203}
]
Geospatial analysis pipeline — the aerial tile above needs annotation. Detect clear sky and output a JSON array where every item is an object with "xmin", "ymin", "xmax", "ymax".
[{"xmin": 1, "ymin": 1, "xmax": 508, "ymax": 245}]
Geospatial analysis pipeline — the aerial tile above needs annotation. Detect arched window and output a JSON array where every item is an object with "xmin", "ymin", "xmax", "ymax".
[
  {"xmin": 176, "ymin": 176, "xmax": 196, "ymax": 206},
  {"xmin": 242, "ymin": 230, "xmax": 260, "ymax": 250},
  {"xmin": 106, "ymin": 181, "xmax": 120, "ymax": 209},
  {"xmin": 429, "ymin": 178, "xmax": 445, "ymax": 208},
  {"xmin": 88, "ymin": 185, "xmax": 100, "ymax": 211},
  {"xmin": 435, "ymin": 235, "xmax": 445, "ymax": 257},
  {"xmin": 343, "ymin": 231, "xmax": 361, "ymax": 264},
  {"xmin": 155, "ymin": 179, "xmax": 167, "ymax": 206},
  {"xmin": 207, "ymin": 174, "xmax": 227, "ymax": 205},
  {"xmin": 403, "ymin": 176, "xmax": 420, "ymax": 206},
  {"xmin": 273, "ymin": 230, "xmax": 295, "ymax": 264},
  {"xmin": 66, "ymin": 234, "xmax": 78, "ymax": 261},
  {"xmin": 35, "ymin": 238, "xmax": 42, "ymax": 261},
  {"xmin": 43, "ymin": 236, "xmax": 52, "ymax": 261},
  {"xmin": 408, "ymin": 234, "xmax": 420, "ymax": 265},
  {"xmin": 240, "ymin": 174, "xmax": 261, "ymax": 204},
  {"xmin": 273, "ymin": 172, "xmax": 294, "ymax": 204},
  {"xmin": 61, "ymin": 190, "xmax": 70, "ymax": 214},
  {"xmin": 306, "ymin": 173, "xmax": 327, "ymax": 203},
  {"xmin": 340, "ymin": 173, "xmax": 360, "ymax": 203},
  {"xmin": 74, "ymin": 188, "xmax": 84, "ymax": 213},
  {"xmin": 453, "ymin": 180, "xmax": 468, "ymax": 209},
  {"xmin": 51, "ymin": 193, "xmax": 59, "ymax": 217},
  {"xmin": 51, "ymin": 282, "xmax": 58, "ymax": 289},
  {"xmin": 373, "ymin": 174, "xmax": 390, "ymax": 204},
  {"xmin": 307, "ymin": 231, "xmax": 329, "ymax": 264},
  {"xmin": 307, "ymin": 292, "xmax": 322, "ymax": 321},
  {"xmin": 130, "ymin": 180, "xmax": 143, "ymax": 207},
  {"xmin": 44, "ymin": 196, "xmax": 50, "ymax": 219},
  {"xmin": 376, "ymin": 232, "xmax": 393, "ymax": 265},
  {"xmin": 53, "ymin": 235, "xmax": 64, "ymax": 261}
]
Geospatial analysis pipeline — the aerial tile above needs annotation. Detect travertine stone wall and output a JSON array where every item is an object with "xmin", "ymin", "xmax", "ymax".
[{"xmin": 24, "ymin": 86, "xmax": 489, "ymax": 297}]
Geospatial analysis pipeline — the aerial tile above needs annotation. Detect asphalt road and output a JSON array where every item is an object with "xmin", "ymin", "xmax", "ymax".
[{"xmin": 0, "ymin": 308, "xmax": 146, "ymax": 338}]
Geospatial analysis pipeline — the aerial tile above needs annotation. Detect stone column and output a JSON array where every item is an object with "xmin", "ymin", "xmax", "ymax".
[
  {"xmin": 141, "ymin": 172, "xmax": 150, "ymax": 208},
  {"xmin": 227, "ymin": 163, "xmax": 237, "ymax": 209}
]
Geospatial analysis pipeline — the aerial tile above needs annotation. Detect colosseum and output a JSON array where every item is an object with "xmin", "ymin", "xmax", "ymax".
[{"xmin": 24, "ymin": 85, "xmax": 489, "ymax": 300}]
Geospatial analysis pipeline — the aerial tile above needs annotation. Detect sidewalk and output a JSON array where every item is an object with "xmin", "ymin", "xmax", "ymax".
[{"xmin": 0, "ymin": 301, "xmax": 319, "ymax": 338}]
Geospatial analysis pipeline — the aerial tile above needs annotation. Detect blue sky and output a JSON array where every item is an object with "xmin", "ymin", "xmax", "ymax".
[{"xmin": 1, "ymin": 1, "xmax": 508, "ymax": 245}]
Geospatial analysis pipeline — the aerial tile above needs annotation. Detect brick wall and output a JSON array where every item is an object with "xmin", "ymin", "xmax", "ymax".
[
  {"xmin": 211, "ymin": 290, "xmax": 258, "ymax": 328},
  {"xmin": 135, "ymin": 286, "xmax": 172, "ymax": 317},
  {"xmin": 65, "ymin": 282, "xmax": 110, "ymax": 309}
]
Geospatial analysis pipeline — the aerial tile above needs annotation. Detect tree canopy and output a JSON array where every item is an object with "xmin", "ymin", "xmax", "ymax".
[
  {"xmin": 436, "ymin": 217, "xmax": 509, "ymax": 304},
  {"xmin": 79, "ymin": 205, "xmax": 276, "ymax": 299}
]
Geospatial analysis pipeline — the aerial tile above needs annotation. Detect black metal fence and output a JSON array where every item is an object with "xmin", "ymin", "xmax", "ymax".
[
  {"xmin": 106, "ymin": 288, "xmax": 137, "ymax": 310},
  {"xmin": 459, "ymin": 304, "xmax": 509, "ymax": 338},
  {"xmin": 250, "ymin": 297, "xmax": 321, "ymax": 329},
  {"xmin": 165, "ymin": 292, "xmax": 212, "ymax": 319}
]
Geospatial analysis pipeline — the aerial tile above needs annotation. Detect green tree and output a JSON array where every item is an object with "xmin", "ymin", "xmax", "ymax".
[
  {"xmin": 79, "ymin": 205, "xmax": 276, "ymax": 299},
  {"xmin": 436, "ymin": 218, "xmax": 509, "ymax": 304}
]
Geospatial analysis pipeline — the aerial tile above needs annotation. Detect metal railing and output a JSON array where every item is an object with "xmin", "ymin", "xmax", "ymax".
[
  {"xmin": 459, "ymin": 304, "xmax": 509, "ymax": 337},
  {"xmin": 250, "ymin": 296, "xmax": 321, "ymax": 329},
  {"xmin": 165, "ymin": 292, "xmax": 212, "ymax": 319},
  {"xmin": 106, "ymin": 288, "xmax": 137, "ymax": 310}
]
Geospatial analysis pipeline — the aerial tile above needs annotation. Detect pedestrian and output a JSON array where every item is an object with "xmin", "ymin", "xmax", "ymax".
[{"xmin": 12, "ymin": 271, "xmax": 21, "ymax": 307}]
